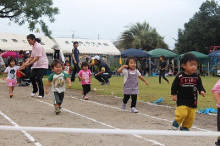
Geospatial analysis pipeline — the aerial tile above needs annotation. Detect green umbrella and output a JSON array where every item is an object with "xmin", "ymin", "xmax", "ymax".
[
  {"xmin": 179, "ymin": 51, "xmax": 208, "ymax": 59},
  {"xmin": 148, "ymin": 48, "xmax": 178, "ymax": 58}
]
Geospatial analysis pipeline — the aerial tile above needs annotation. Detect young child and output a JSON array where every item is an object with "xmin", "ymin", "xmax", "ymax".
[
  {"xmin": 64, "ymin": 60, "xmax": 71, "ymax": 75},
  {"xmin": 17, "ymin": 61, "xmax": 26, "ymax": 86},
  {"xmin": 212, "ymin": 80, "xmax": 220, "ymax": 146},
  {"xmin": 171, "ymin": 53, "xmax": 205, "ymax": 131},
  {"xmin": 159, "ymin": 55, "xmax": 169, "ymax": 84},
  {"xmin": 45, "ymin": 59, "xmax": 72, "ymax": 115},
  {"xmin": 2, "ymin": 57, "xmax": 20, "ymax": 97},
  {"xmin": 78, "ymin": 62, "xmax": 92, "ymax": 100},
  {"xmin": 118, "ymin": 57, "xmax": 149, "ymax": 113}
]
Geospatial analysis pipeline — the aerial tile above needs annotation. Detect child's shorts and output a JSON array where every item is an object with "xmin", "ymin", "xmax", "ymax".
[{"xmin": 5, "ymin": 79, "xmax": 17, "ymax": 87}]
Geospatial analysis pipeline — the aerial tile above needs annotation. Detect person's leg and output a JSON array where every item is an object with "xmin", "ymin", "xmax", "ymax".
[
  {"xmin": 71, "ymin": 64, "xmax": 77, "ymax": 82},
  {"xmin": 162, "ymin": 71, "xmax": 169, "ymax": 83},
  {"xmin": 172, "ymin": 106, "xmax": 188, "ymax": 129},
  {"xmin": 159, "ymin": 71, "xmax": 162, "ymax": 84},
  {"xmin": 131, "ymin": 94, "xmax": 137, "ymax": 108},
  {"xmin": 123, "ymin": 94, "xmax": 130, "ymax": 104},
  {"xmin": 217, "ymin": 108, "xmax": 220, "ymax": 144},
  {"xmin": 181, "ymin": 107, "xmax": 196, "ymax": 130},
  {"xmin": 95, "ymin": 74, "xmax": 105, "ymax": 83},
  {"xmin": 100, "ymin": 74, "xmax": 111, "ymax": 83},
  {"xmin": 58, "ymin": 92, "xmax": 65, "ymax": 106},
  {"xmin": 30, "ymin": 69, "xmax": 38, "ymax": 93},
  {"xmin": 82, "ymin": 85, "xmax": 87, "ymax": 96},
  {"xmin": 87, "ymin": 84, "xmax": 91, "ymax": 94},
  {"xmin": 36, "ymin": 68, "xmax": 45, "ymax": 96}
]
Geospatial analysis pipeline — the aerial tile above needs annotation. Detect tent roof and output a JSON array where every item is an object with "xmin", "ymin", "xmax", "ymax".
[
  {"xmin": 0, "ymin": 33, "xmax": 32, "ymax": 51},
  {"xmin": 148, "ymin": 48, "xmax": 178, "ymax": 58},
  {"xmin": 179, "ymin": 51, "xmax": 208, "ymax": 59},
  {"xmin": 0, "ymin": 33, "xmax": 56, "ymax": 53},
  {"xmin": 53, "ymin": 38, "xmax": 121, "ymax": 55},
  {"xmin": 121, "ymin": 48, "xmax": 150, "ymax": 58},
  {"xmin": 209, "ymin": 50, "xmax": 220, "ymax": 57}
]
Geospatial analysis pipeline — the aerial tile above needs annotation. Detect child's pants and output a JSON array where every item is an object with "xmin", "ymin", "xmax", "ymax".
[
  {"xmin": 53, "ymin": 92, "xmax": 64, "ymax": 105},
  {"xmin": 82, "ymin": 84, "xmax": 91, "ymax": 96},
  {"xmin": 174, "ymin": 105, "xmax": 196, "ymax": 129},
  {"xmin": 123, "ymin": 94, "xmax": 137, "ymax": 108}
]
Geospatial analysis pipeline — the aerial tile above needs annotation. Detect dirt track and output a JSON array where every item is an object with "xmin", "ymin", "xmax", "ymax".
[{"xmin": 0, "ymin": 80, "xmax": 218, "ymax": 146}]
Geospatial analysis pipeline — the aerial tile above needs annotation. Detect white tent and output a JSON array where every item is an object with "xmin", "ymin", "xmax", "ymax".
[
  {"xmin": 38, "ymin": 36, "xmax": 57, "ymax": 54},
  {"xmin": 0, "ymin": 33, "xmax": 32, "ymax": 51},
  {"xmin": 53, "ymin": 38, "xmax": 121, "ymax": 55}
]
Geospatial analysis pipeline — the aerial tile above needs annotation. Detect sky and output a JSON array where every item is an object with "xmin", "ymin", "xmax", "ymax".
[{"xmin": 0, "ymin": 0, "xmax": 208, "ymax": 49}]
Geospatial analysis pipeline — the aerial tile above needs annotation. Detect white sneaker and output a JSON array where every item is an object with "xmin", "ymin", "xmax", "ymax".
[
  {"xmin": 38, "ymin": 95, "xmax": 43, "ymax": 98},
  {"xmin": 121, "ymin": 103, "xmax": 126, "ymax": 110},
  {"xmin": 31, "ymin": 93, "xmax": 36, "ymax": 97},
  {"xmin": 130, "ymin": 107, "xmax": 138, "ymax": 113}
]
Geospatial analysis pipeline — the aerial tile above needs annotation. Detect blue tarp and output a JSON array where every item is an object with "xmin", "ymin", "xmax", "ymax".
[
  {"xmin": 209, "ymin": 50, "xmax": 220, "ymax": 57},
  {"xmin": 121, "ymin": 48, "xmax": 150, "ymax": 58}
]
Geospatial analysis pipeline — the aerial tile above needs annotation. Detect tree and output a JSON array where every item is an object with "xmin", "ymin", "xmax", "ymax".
[
  {"xmin": 119, "ymin": 21, "xmax": 168, "ymax": 51},
  {"xmin": 0, "ymin": 0, "xmax": 59, "ymax": 37},
  {"xmin": 175, "ymin": 0, "xmax": 220, "ymax": 54}
]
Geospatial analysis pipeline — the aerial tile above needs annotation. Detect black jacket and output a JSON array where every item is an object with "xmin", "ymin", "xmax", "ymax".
[{"xmin": 171, "ymin": 71, "xmax": 205, "ymax": 108}]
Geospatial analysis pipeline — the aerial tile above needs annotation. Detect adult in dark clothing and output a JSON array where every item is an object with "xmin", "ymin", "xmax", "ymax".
[
  {"xmin": 71, "ymin": 41, "xmax": 80, "ymax": 82},
  {"xmin": 140, "ymin": 58, "xmax": 147, "ymax": 75},
  {"xmin": 159, "ymin": 55, "xmax": 169, "ymax": 84},
  {"xmin": 92, "ymin": 55, "xmax": 112, "ymax": 85},
  {"xmin": 52, "ymin": 45, "xmax": 65, "ymax": 63}
]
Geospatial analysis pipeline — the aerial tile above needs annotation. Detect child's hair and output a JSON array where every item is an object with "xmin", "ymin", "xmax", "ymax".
[
  {"xmin": 27, "ymin": 34, "xmax": 41, "ymax": 43},
  {"xmin": 181, "ymin": 53, "xmax": 198, "ymax": 65},
  {"xmin": 81, "ymin": 61, "xmax": 89, "ymax": 68},
  {"xmin": 51, "ymin": 59, "xmax": 63, "ymax": 69},
  {"xmin": 19, "ymin": 50, "xmax": 25, "ymax": 55},
  {"xmin": 126, "ymin": 57, "xmax": 137, "ymax": 69},
  {"xmin": 73, "ymin": 41, "xmax": 79, "ymax": 45},
  {"xmin": 160, "ymin": 55, "xmax": 165, "ymax": 60},
  {"xmin": 7, "ymin": 57, "xmax": 17, "ymax": 67},
  {"xmin": 64, "ymin": 60, "xmax": 70, "ymax": 66}
]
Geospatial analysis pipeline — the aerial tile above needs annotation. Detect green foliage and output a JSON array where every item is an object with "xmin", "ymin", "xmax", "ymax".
[
  {"xmin": 175, "ymin": 0, "xmax": 220, "ymax": 54},
  {"xmin": 0, "ymin": 0, "xmax": 59, "ymax": 37},
  {"xmin": 119, "ymin": 21, "xmax": 168, "ymax": 51}
]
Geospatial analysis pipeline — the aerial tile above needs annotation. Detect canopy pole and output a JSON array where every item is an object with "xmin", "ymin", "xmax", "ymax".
[
  {"xmin": 149, "ymin": 57, "xmax": 151, "ymax": 76},
  {"xmin": 178, "ymin": 58, "xmax": 180, "ymax": 73}
]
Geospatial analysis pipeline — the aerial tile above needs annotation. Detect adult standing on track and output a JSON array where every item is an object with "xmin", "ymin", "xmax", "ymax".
[
  {"xmin": 71, "ymin": 41, "xmax": 80, "ymax": 82},
  {"xmin": 21, "ymin": 34, "xmax": 48, "ymax": 98}
]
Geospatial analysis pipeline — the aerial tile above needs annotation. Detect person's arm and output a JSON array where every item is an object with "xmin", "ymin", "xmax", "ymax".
[
  {"xmin": 66, "ymin": 78, "xmax": 72, "ymax": 88},
  {"xmin": 138, "ymin": 76, "xmax": 149, "ymax": 86},
  {"xmin": 171, "ymin": 75, "xmax": 179, "ymax": 101},
  {"xmin": 72, "ymin": 49, "xmax": 77, "ymax": 64},
  {"xmin": 89, "ymin": 70, "xmax": 92, "ymax": 83},
  {"xmin": 60, "ymin": 51, "xmax": 65, "ymax": 63},
  {"xmin": 45, "ymin": 80, "xmax": 51, "ymax": 94},
  {"xmin": 118, "ymin": 65, "xmax": 128, "ymax": 73},
  {"xmin": 197, "ymin": 76, "xmax": 206, "ymax": 97},
  {"xmin": 78, "ymin": 71, "xmax": 84, "ymax": 81},
  {"xmin": 2, "ymin": 72, "xmax": 6, "ymax": 80},
  {"xmin": 18, "ymin": 70, "xmax": 26, "ymax": 77}
]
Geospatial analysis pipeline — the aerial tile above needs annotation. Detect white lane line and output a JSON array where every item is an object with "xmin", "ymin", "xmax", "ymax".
[
  {"xmin": 71, "ymin": 96, "xmax": 212, "ymax": 132},
  {"xmin": 33, "ymin": 98, "xmax": 165, "ymax": 146},
  {"xmin": 0, "ymin": 110, "xmax": 42, "ymax": 146}
]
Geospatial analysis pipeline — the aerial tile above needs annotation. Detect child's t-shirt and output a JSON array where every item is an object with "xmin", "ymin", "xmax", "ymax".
[
  {"xmin": 212, "ymin": 79, "xmax": 220, "ymax": 108},
  {"xmin": 48, "ymin": 72, "xmax": 68, "ymax": 93},
  {"xmin": 78, "ymin": 69, "xmax": 92, "ymax": 85},
  {"xmin": 122, "ymin": 69, "xmax": 141, "ymax": 84},
  {"xmin": 4, "ymin": 66, "xmax": 20, "ymax": 80}
]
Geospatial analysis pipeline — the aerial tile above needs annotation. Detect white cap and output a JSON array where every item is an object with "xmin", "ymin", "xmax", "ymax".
[
  {"xmin": 94, "ymin": 55, "xmax": 100, "ymax": 60},
  {"xmin": 51, "ymin": 45, "xmax": 60, "ymax": 50},
  {"xmin": 25, "ymin": 51, "xmax": 30, "ymax": 54}
]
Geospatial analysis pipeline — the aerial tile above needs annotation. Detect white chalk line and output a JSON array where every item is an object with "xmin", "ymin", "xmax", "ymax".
[
  {"xmin": 71, "ymin": 96, "xmax": 211, "ymax": 132},
  {"xmin": 32, "ymin": 98, "xmax": 164, "ymax": 146},
  {"xmin": 0, "ymin": 126, "xmax": 219, "ymax": 137},
  {"xmin": 0, "ymin": 110, "xmax": 42, "ymax": 146}
]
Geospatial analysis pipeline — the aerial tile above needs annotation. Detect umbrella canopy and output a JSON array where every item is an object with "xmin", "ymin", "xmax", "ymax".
[
  {"xmin": 1, "ymin": 51, "xmax": 23, "ymax": 58},
  {"xmin": 148, "ymin": 48, "xmax": 178, "ymax": 58},
  {"xmin": 121, "ymin": 48, "xmax": 150, "ymax": 58},
  {"xmin": 209, "ymin": 50, "xmax": 220, "ymax": 57},
  {"xmin": 179, "ymin": 51, "xmax": 208, "ymax": 59}
]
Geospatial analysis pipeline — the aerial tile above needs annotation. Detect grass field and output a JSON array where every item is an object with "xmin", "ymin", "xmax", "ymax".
[{"xmin": 61, "ymin": 76, "xmax": 220, "ymax": 110}]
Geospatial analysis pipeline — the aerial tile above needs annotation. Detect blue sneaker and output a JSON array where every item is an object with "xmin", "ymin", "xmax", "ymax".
[
  {"xmin": 172, "ymin": 120, "xmax": 179, "ymax": 130},
  {"xmin": 180, "ymin": 127, "xmax": 189, "ymax": 131}
]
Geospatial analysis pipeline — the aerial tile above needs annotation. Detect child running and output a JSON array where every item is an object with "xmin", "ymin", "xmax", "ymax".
[
  {"xmin": 171, "ymin": 53, "xmax": 205, "ymax": 131},
  {"xmin": 212, "ymin": 80, "xmax": 220, "ymax": 146},
  {"xmin": 2, "ymin": 57, "xmax": 20, "ymax": 98},
  {"xmin": 78, "ymin": 62, "xmax": 92, "ymax": 100},
  {"xmin": 118, "ymin": 57, "xmax": 149, "ymax": 113},
  {"xmin": 45, "ymin": 59, "xmax": 72, "ymax": 115}
]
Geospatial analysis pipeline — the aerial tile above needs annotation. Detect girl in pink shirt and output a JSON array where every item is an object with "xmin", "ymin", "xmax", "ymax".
[
  {"xmin": 212, "ymin": 80, "xmax": 220, "ymax": 145},
  {"xmin": 78, "ymin": 62, "xmax": 92, "ymax": 100}
]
